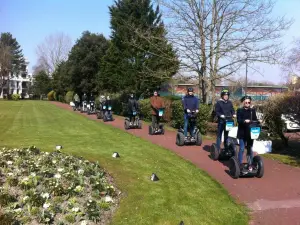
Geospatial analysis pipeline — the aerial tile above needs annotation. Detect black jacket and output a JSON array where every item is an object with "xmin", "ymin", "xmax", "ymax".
[
  {"xmin": 237, "ymin": 107, "xmax": 258, "ymax": 139},
  {"xmin": 215, "ymin": 99, "xmax": 235, "ymax": 119},
  {"xmin": 127, "ymin": 98, "xmax": 139, "ymax": 113}
]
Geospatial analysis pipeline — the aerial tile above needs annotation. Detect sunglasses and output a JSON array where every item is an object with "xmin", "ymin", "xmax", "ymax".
[{"xmin": 244, "ymin": 101, "xmax": 251, "ymax": 104}]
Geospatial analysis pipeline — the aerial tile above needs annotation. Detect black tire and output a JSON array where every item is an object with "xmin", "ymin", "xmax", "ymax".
[
  {"xmin": 253, "ymin": 155, "xmax": 264, "ymax": 178},
  {"xmin": 138, "ymin": 120, "xmax": 142, "ymax": 129},
  {"xmin": 103, "ymin": 114, "xmax": 107, "ymax": 122},
  {"xmin": 210, "ymin": 143, "xmax": 219, "ymax": 161},
  {"xmin": 149, "ymin": 126, "xmax": 153, "ymax": 135},
  {"xmin": 176, "ymin": 132, "xmax": 185, "ymax": 146},
  {"xmin": 97, "ymin": 111, "xmax": 103, "ymax": 119},
  {"xmin": 124, "ymin": 120, "xmax": 130, "ymax": 130},
  {"xmin": 229, "ymin": 157, "xmax": 240, "ymax": 179},
  {"xmin": 196, "ymin": 132, "xmax": 202, "ymax": 146},
  {"xmin": 87, "ymin": 110, "xmax": 90, "ymax": 115},
  {"xmin": 161, "ymin": 127, "xmax": 165, "ymax": 135}
]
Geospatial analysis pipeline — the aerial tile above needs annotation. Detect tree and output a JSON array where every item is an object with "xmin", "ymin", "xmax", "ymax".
[
  {"xmin": 67, "ymin": 31, "xmax": 109, "ymax": 95},
  {"xmin": 36, "ymin": 32, "xmax": 72, "ymax": 75},
  {"xmin": 52, "ymin": 61, "xmax": 72, "ymax": 97},
  {"xmin": 0, "ymin": 32, "xmax": 25, "ymax": 75},
  {"xmin": 103, "ymin": 0, "xmax": 179, "ymax": 96},
  {"xmin": 157, "ymin": 0, "xmax": 292, "ymax": 104},
  {"xmin": 0, "ymin": 42, "xmax": 12, "ymax": 90},
  {"xmin": 31, "ymin": 70, "xmax": 52, "ymax": 98}
]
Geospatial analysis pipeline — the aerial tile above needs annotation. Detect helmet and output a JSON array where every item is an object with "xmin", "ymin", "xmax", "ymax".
[
  {"xmin": 240, "ymin": 95, "xmax": 252, "ymax": 103},
  {"xmin": 187, "ymin": 87, "xmax": 194, "ymax": 92},
  {"xmin": 221, "ymin": 89, "xmax": 230, "ymax": 97}
]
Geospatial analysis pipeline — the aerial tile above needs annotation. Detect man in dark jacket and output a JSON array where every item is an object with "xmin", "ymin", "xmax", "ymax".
[
  {"xmin": 215, "ymin": 89, "xmax": 236, "ymax": 152},
  {"xmin": 127, "ymin": 93, "xmax": 139, "ymax": 125},
  {"xmin": 150, "ymin": 90, "xmax": 165, "ymax": 130},
  {"xmin": 182, "ymin": 87, "xmax": 199, "ymax": 140},
  {"xmin": 237, "ymin": 96, "xmax": 258, "ymax": 170}
]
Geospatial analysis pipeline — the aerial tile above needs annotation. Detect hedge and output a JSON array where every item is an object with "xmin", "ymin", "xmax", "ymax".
[
  {"xmin": 65, "ymin": 91, "xmax": 74, "ymax": 103},
  {"xmin": 11, "ymin": 94, "xmax": 20, "ymax": 101},
  {"xmin": 47, "ymin": 90, "xmax": 56, "ymax": 101}
]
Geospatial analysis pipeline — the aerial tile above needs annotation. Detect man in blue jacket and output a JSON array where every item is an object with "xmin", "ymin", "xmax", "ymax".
[
  {"xmin": 215, "ymin": 89, "xmax": 236, "ymax": 152},
  {"xmin": 182, "ymin": 87, "xmax": 199, "ymax": 141}
]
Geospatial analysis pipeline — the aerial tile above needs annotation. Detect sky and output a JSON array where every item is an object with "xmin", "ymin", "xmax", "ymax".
[{"xmin": 1, "ymin": 0, "xmax": 300, "ymax": 84}]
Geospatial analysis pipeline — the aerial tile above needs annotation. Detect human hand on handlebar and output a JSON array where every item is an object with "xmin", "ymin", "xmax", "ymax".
[
  {"xmin": 187, "ymin": 109, "xmax": 191, "ymax": 113},
  {"xmin": 196, "ymin": 109, "xmax": 199, "ymax": 113},
  {"xmin": 233, "ymin": 114, "xmax": 236, "ymax": 118},
  {"xmin": 220, "ymin": 115, "xmax": 225, "ymax": 118},
  {"xmin": 245, "ymin": 119, "xmax": 250, "ymax": 123}
]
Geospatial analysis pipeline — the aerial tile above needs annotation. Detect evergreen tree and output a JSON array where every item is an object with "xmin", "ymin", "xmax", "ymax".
[
  {"xmin": 31, "ymin": 70, "xmax": 52, "ymax": 98},
  {"xmin": 104, "ymin": 0, "xmax": 179, "ymax": 96},
  {"xmin": 0, "ymin": 32, "xmax": 25, "ymax": 75}
]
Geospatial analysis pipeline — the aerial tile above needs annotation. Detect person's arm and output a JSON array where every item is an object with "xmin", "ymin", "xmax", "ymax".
[
  {"xmin": 251, "ymin": 108, "xmax": 258, "ymax": 121},
  {"xmin": 195, "ymin": 97, "xmax": 199, "ymax": 110},
  {"xmin": 150, "ymin": 97, "xmax": 156, "ymax": 110},
  {"xmin": 215, "ymin": 101, "xmax": 222, "ymax": 117},
  {"xmin": 183, "ymin": 97, "xmax": 188, "ymax": 110},
  {"xmin": 231, "ymin": 102, "xmax": 236, "ymax": 117},
  {"xmin": 237, "ymin": 108, "xmax": 245, "ymax": 124}
]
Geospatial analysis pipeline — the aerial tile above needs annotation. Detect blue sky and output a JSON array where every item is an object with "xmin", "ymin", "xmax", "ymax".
[{"xmin": 1, "ymin": 0, "xmax": 300, "ymax": 83}]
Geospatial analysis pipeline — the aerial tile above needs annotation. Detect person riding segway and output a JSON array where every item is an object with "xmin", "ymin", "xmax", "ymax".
[
  {"xmin": 229, "ymin": 96, "xmax": 264, "ymax": 179},
  {"xmin": 73, "ymin": 93, "xmax": 80, "ymax": 111},
  {"xmin": 149, "ymin": 90, "xmax": 165, "ymax": 135},
  {"xmin": 80, "ymin": 93, "xmax": 88, "ymax": 113},
  {"xmin": 87, "ymin": 93, "xmax": 96, "ymax": 115},
  {"xmin": 103, "ymin": 96, "xmax": 114, "ymax": 122},
  {"xmin": 125, "ymin": 93, "xmax": 142, "ymax": 129},
  {"xmin": 210, "ymin": 89, "xmax": 237, "ymax": 160},
  {"xmin": 176, "ymin": 87, "xmax": 202, "ymax": 146},
  {"xmin": 96, "ymin": 95, "xmax": 106, "ymax": 119}
]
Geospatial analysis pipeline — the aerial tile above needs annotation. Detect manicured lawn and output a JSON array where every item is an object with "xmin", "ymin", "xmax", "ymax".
[{"xmin": 0, "ymin": 101, "xmax": 248, "ymax": 225}]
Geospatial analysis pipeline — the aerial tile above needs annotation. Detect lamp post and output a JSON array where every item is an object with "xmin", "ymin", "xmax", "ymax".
[{"xmin": 242, "ymin": 49, "xmax": 249, "ymax": 96}]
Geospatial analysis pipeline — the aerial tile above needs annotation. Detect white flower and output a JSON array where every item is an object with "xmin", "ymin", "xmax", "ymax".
[
  {"xmin": 72, "ymin": 207, "xmax": 80, "ymax": 212},
  {"xmin": 57, "ymin": 168, "xmax": 64, "ymax": 172},
  {"xmin": 43, "ymin": 203, "xmax": 51, "ymax": 209},
  {"xmin": 22, "ymin": 177, "xmax": 29, "ymax": 182},
  {"xmin": 45, "ymin": 152, "xmax": 50, "ymax": 155},
  {"xmin": 23, "ymin": 196, "xmax": 29, "ymax": 201},
  {"xmin": 89, "ymin": 199, "xmax": 93, "ymax": 203},
  {"xmin": 77, "ymin": 169, "xmax": 84, "ymax": 175},
  {"xmin": 14, "ymin": 208, "xmax": 22, "ymax": 213},
  {"xmin": 30, "ymin": 172, "xmax": 36, "ymax": 177},
  {"xmin": 41, "ymin": 193, "xmax": 50, "ymax": 199},
  {"xmin": 7, "ymin": 173, "xmax": 14, "ymax": 176},
  {"xmin": 52, "ymin": 160, "xmax": 57, "ymax": 164},
  {"xmin": 6, "ymin": 161, "xmax": 13, "ymax": 165},
  {"xmin": 104, "ymin": 196, "xmax": 113, "ymax": 203},
  {"xmin": 81, "ymin": 221, "xmax": 88, "ymax": 225},
  {"xmin": 54, "ymin": 174, "xmax": 61, "ymax": 179}
]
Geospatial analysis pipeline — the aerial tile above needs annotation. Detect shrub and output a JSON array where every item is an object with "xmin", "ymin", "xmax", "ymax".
[
  {"xmin": 64, "ymin": 91, "xmax": 74, "ymax": 103},
  {"xmin": 11, "ymin": 94, "xmax": 20, "ymax": 101},
  {"xmin": 171, "ymin": 100, "xmax": 210, "ymax": 134},
  {"xmin": 139, "ymin": 99, "xmax": 151, "ymax": 121},
  {"xmin": 47, "ymin": 90, "xmax": 56, "ymax": 101}
]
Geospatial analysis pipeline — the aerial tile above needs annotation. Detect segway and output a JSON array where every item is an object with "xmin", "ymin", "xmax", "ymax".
[
  {"xmin": 103, "ymin": 106, "xmax": 114, "ymax": 122},
  {"xmin": 80, "ymin": 101, "xmax": 88, "ymax": 113},
  {"xmin": 229, "ymin": 120, "xmax": 264, "ymax": 179},
  {"xmin": 210, "ymin": 116, "xmax": 237, "ymax": 161},
  {"xmin": 176, "ymin": 111, "xmax": 202, "ymax": 146},
  {"xmin": 87, "ymin": 101, "xmax": 96, "ymax": 115},
  {"xmin": 149, "ymin": 108, "xmax": 165, "ymax": 135},
  {"xmin": 96, "ymin": 103, "xmax": 105, "ymax": 119},
  {"xmin": 125, "ymin": 111, "xmax": 142, "ymax": 130}
]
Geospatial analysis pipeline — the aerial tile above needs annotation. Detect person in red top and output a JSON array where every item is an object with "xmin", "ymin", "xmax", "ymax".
[{"xmin": 150, "ymin": 90, "xmax": 165, "ymax": 130}]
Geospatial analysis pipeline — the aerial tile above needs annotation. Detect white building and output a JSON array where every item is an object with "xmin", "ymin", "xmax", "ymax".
[{"xmin": 0, "ymin": 58, "xmax": 33, "ymax": 99}]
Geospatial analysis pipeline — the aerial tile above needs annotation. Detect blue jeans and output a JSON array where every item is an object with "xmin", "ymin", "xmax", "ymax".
[
  {"xmin": 238, "ymin": 139, "xmax": 254, "ymax": 165},
  {"xmin": 216, "ymin": 121, "xmax": 229, "ymax": 151},
  {"xmin": 184, "ymin": 113, "xmax": 195, "ymax": 137}
]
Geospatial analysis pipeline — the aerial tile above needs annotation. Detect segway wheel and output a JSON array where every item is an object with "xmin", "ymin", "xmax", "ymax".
[
  {"xmin": 148, "ymin": 126, "xmax": 153, "ymax": 135},
  {"xmin": 161, "ymin": 127, "xmax": 165, "ymax": 135},
  {"xmin": 87, "ymin": 110, "xmax": 90, "ymax": 115},
  {"xmin": 196, "ymin": 132, "xmax": 202, "ymax": 146},
  {"xmin": 138, "ymin": 120, "xmax": 142, "ymax": 129},
  {"xmin": 124, "ymin": 120, "xmax": 130, "ymax": 130},
  {"xmin": 103, "ymin": 115, "xmax": 107, "ymax": 122},
  {"xmin": 176, "ymin": 132, "xmax": 185, "ymax": 146},
  {"xmin": 253, "ymin": 155, "xmax": 264, "ymax": 178},
  {"xmin": 210, "ymin": 143, "xmax": 219, "ymax": 161},
  {"xmin": 229, "ymin": 157, "xmax": 240, "ymax": 179}
]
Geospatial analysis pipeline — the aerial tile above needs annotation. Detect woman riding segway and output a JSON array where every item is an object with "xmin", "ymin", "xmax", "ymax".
[{"xmin": 149, "ymin": 90, "xmax": 165, "ymax": 135}]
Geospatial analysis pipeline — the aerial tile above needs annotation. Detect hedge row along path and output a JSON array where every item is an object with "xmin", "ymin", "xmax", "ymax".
[{"xmin": 53, "ymin": 102, "xmax": 300, "ymax": 225}]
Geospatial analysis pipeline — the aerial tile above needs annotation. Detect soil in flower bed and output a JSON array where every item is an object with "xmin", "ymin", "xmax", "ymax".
[{"xmin": 0, "ymin": 146, "xmax": 120, "ymax": 225}]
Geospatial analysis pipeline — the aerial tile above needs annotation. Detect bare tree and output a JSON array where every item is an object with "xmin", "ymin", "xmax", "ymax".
[
  {"xmin": 157, "ymin": 0, "xmax": 292, "ymax": 104},
  {"xmin": 35, "ymin": 32, "xmax": 72, "ymax": 75}
]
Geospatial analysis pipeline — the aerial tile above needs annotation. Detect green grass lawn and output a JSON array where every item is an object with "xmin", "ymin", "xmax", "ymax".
[{"xmin": 0, "ymin": 101, "xmax": 248, "ymax": 225}]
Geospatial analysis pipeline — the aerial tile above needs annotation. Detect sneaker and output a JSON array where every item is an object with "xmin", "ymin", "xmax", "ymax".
[
  {"xmin": 184, "ymin": 137, "xmax": 188, "ymax": 141},
  {"xmin": 248, "ymin": 165, "xmax": 253, "ymax": 172},
  {"xmin": 191, "ymin": 137, "xmax": 195, "ymax": 141},
  {"xmin": 129, "ymin": 122, "xmax": 133, "ymax": 126}
]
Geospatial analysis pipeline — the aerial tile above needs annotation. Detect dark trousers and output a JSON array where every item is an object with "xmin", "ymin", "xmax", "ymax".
[
  {"xmin": 216, "ymin": 121, "xmax": 229, "ymax": 151},
  {"xmin": 152, "ymin": 115, "xmax": 160, "ymax": 129}
]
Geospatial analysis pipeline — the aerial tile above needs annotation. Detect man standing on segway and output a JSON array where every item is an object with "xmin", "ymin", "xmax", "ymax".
[
  {"xmin": 215, "ymin": 89, "xmax": 236, "ymax": 153},
  {"xmin": 182, "ymin": 87, "xmax": 199, "ymax": 141},
  {"xmin": 73, "ymin": 93, "xmax": 80, "ymax": 109},
  {"xmin": 237, "ymin": 96, "xmax": 258, "ymax": 171},
  {"xmin": 150, "ymin": 90, "xmax": 165, "ymax": 131},
  {"xmin": 127, "ymin": 93, "xmax": 139, "ymax": 126}
]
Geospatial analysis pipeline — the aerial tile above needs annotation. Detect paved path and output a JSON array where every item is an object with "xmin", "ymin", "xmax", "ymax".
[{"xmin": 53, "ymin": 102, "xmax": 300, "ymax": 225}]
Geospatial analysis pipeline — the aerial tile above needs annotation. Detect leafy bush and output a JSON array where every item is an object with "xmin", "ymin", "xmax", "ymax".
[
  {"xmin": 64, "ymin": 91, "xmax": 74, "ymax": 103},
  {"xmin": 11, "ymin": 94, "xmax": 20, "ymax": 101},
  {"xmin": 47, "ymin": 90, "xmax": 56, "ymax": 101},
  {"xmin": 139, "ymin": 99, "xmax": 152, "ymax": 121},
  {"xmin": 171, "ymin": 100, "xmax": 210, "ymax": 134}
]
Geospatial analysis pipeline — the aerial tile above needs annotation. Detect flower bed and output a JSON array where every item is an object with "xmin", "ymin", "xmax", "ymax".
[{"xmin": 0, "ymin": 146, "xmax": 120, "ymax": 224}]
